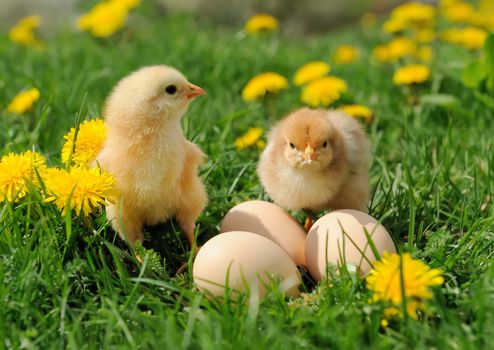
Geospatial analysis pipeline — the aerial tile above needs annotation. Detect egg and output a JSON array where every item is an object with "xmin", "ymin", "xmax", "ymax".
[
  {"xmin": 193, "ymin": 231, "xmax": 301, "ymax": 298},
  {"xmin": 219, "ymin": 200, "xmax": 307, "ymax": 266},
  {"xmin": 305, "ymin": 209, "xmax": 396, "ymax": 281}
]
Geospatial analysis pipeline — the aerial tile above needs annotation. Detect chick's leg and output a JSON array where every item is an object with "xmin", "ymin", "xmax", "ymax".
[
  {"xmin": 175, "ymin": 176, "xmax": 207, "ymax": 252},
  {"xmin": 106, "ymin": 201, "xmax": 144, "ymax": 247}
]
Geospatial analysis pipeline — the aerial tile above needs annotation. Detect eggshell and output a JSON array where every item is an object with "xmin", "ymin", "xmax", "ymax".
[
  {"xmin": 219, "ymin": 200, "xmax": 307, "ymax": 266},
  {"xmin": 305, "ymin": 209, "xmax": 396, "ymax": 281},
  {"xmin": 193, "ymin": 231, "xmax": 301, "ymax": 298}
]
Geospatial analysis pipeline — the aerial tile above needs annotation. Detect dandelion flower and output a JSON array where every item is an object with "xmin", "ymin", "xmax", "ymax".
[
  {"xmin": 44, "ymin": 167, "xmax": 118, "ymax": 216},
  {"xmin": 61, "ymin": 119, "xmax": 107, "ymax": 167},
  {"xmin": 441, "ymin": 27, "xmax": 487, "ymax": 50},
  {"xmin": 0, "ymin": 151, "xmax": 46, "ymax": 202},
  {"xmin": 393, "ymin": 64, "xmax": 430, "ymax": 85},
  {"xmin": 390, "ymin": 2, "xmax": 436, "ymax": 25},
  {"xmin": 341, "ymin": 104, "xmax": 373, "ymax": 123},
  {"xmin": 366, "ymin": 252, "xmax": 444, "ymax": 319},
  {"xmin": 372, "ymin": 45, "xmax": 391, "ymax": 63},
  {"xmin": 442, "ymin": 1, "xmax": 476, "ymax": 24},
  {"xmin": 241, "ymin": 72, "xmax": 288, "ymax": 101},
  {"xmin": 234, "ymin": 127, "xmax": 264, "ymax": 150},
  {"xmin": 8, "ymin": 15, "xmax": 42, "ymax": 47},
  {"xmin": 6, "ymin": 88, "xmax": 40, "ymax": 114},
  {"xmin": 414, "ymin": 28, "xmax": 435, "ymax": 44},
  {"xmin": 293, "ymin": 61, "xmax": 331, "ymax": 86},
  {"xmin": 245, "ymin": 14, "xmax": 279, "ymax": 34},
  {"xmin": 387, "ymin": 37, "xmax": 416, "ymax": 61},
  {"xmin": 77, "ymin": 0, "xmax": 130, "ymax": 37},
  {"xmin": 416, "ymin": 46, "xmax": 432, "ymax": 62},
  {"xmin": 301, "ymin": 76, "xmax": 348, "ymax": 107},
  {"xmin": 333, "ymin": 45, "xmax": 360, "ymax": 64},
  {"xmin": 383, "ymin": 18, "xmax": 408, "ymax": 34}
]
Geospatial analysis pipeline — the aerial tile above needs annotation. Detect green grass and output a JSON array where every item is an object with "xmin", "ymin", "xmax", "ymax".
[{"xmin": 1, "ymin": 5, "xmax": 494, "ymax": 349}]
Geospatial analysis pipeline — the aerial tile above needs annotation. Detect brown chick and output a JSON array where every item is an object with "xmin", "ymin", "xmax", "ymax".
[
  {"xmin": 96, "ymin": 65, "xmax": 207, "ymax": 248},
  {"xmin": 258, "ymin": 108, "xmax": 371, "ymax": 217}
]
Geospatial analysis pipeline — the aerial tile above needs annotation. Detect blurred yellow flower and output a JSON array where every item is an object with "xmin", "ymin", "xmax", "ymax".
[
  {"xmin": 44, "ymin": 167, "xmax": 118, "ymax": 216},
  {"xmin": 301, "ymin": 76, "xmax": 348, "ymax": 107},
  {"xmin": 414, "ymin": 28, "xmax": 435, "ymax": 43},
  {"xmin": 341, "ymin": 104, "xmax": 373, "ymax": 123},
  {"xmin": 366, "ymin": 252, "xmax": 444, "ymax": 320},
  {"xmin": 245, "ymin": 14, "xmax": 279, "ymax": 34},
  {"xmin": 113, "ymin": 0, "xmax": 140, "ymax": 9},
  {"xmin": 77, "ymin": 0, "xmax": 133, "ymax": 37},
  {"xmin": 61, "ymin": 119, "xmax": 107, "ymax": 167},
  {"xmin": 372, "ymin": 45, "xmax": 391, "ymax": 63},
  {"xmin": 390, "ymin": 2, "xmax": 436, "ymax": 25},
  {"xmin": 293, "ymin": 61, "xmax": 331, "ymax": 86},
  {"xmin": 388, "ymin": 37, "xmax": 416, "ymax": 61},
  {"xmin": 442, "ymin": 1, "xmax": 476, "ymax": 23},
  {"xmin": 6, "ymin": 88, "xmax": 40, "ymax": 114},
  {"xmin": 393, "ymin": 64, "xmax": 430, "ymax": 85},
  {"xmin": 0, "ymin": 151, "xmax": 46, "ymax": 203},
  {"xmin": 241, "ymin": 72, "xmax": 288, "ymax": 101},
  {"xmin": 416, "ymin": 46, "xmax": 432, "ymax": 62},
  {"xmin": 383, "ymin": 18, "xmax": 408, "ymax": 34},
  {"xmin": 234, "ymin": 127, "xmax": 264, "ymax": 150},
  {"xmin": 333, "ymin": 45, "xmax": 359, "ymax": 64},
  {"xmin": 8, "ymin": 15, "xmax": 42, "ymax": 47},
  {"xmin": 441, "ymin": 27, "xmax": 487, "ymax": 50}
]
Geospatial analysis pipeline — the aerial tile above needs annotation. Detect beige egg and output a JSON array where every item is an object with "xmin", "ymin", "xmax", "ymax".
[
  {"xmin": 305, "ymin": 209, "xmax": 396, "ymax": 281},
  {"xmin": 219, "ymin": 200, "xmax": 307, "ymax": 266},
  {"xmin": 193, "ymin": 231, "xmax": 301, "ymax": 299}
]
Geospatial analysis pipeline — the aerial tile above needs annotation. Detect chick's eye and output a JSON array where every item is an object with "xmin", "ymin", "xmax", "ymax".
[
  {"xmin": 289, "ymin": 142, "xmax": 295, "ymax": 149},
  {"xmin": 165, "ymin": 85, "xmax": 177, "ymax": 94},
  {"xmin": 322, "ymin": 141, "xmax": 328, "ymax": 148}
]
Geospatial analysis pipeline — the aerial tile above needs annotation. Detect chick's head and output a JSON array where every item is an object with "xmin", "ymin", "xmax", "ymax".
[
  {"xmin": 277, "ymin": 108, "xmax": 341, "ymax": 170},
  {"xmin": 105, "ymin": 65, "xmax": 205, "ymax": 122}
]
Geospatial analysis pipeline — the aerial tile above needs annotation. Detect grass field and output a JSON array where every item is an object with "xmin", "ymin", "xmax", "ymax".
[{"xmin": 1, "ymin": 2, "xmax": 494, "ymax": 349}]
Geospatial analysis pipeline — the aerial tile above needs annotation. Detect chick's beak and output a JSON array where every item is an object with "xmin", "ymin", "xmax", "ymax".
[
  {"xmin": 304, "ymin": 144, "xmax": 317, "ymax": 162},
  {"xmin": 185, "ymin": 83, "xmax": 206, "ymax": 99}
]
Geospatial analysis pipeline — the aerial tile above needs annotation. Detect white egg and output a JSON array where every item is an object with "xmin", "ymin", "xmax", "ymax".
[
  {"xmin": 305, "ymin": 209, "xmax": 396, "ymax": 281},
  {"xmin": 193, "ymin": 231, "xmax": 301, "ymax": 298},
  {"xmin": 219, "ymin": 200, "xmax": 307, "ymax": 266}
]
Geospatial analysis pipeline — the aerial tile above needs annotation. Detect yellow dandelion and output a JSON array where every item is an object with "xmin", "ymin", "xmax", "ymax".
[
  {"xmin": 393, "ymin": 64, "xmax": 430, "ymax": 85},
  {"xmin": 245, "ymin": 14, "xmax": 279, "ymax": 34},
  {"xmin": 387, "ymin": 37, "xmax": 417, "ymax": 61},
  {"xmin": 441, "ymin": 27, "xmax": 487, "ymax": 50},
  {"xmin": 416, "ymin": 46, "xmax": 432, "ymax": 62},
  {"xmin": 8, "ymin": 15, "xmax": 42, "ymax": 47},
  {"xmin": 383, "ymin": 18, "xmax": 408, "ymax": 34},
  {"xmin": 234, "ymin": 127, "xmax": 264, "ymax": 150},
  {"xmin": 293, "ymin": 61, "xmax": 331, "ymax": 86},
  {"xmin": 333, "ymin": 45, "xmax": 359, "ymax": 64},
  {"xmin": 61, "ymin": 119, "xmax": 107, "ymax": 167},
  {"xmin": 77, "ymin": 0, "xmax": 130, "ymax": 37},
  {"xmin": 301, "ymin": 76, "xmax": 348, "ymax": 107},
  {"xmin": 372, "ymin": 45, "xmax": 391, "ymax": 63},
  {"xmin": 414, "ymin": 28, "xmax": 435, "ymax": 43},
  {"xmin": 44, "ymin": 167, "xmax": 118, "ymax": 216},
  {"xmin": 341, "ymin": 104, "xmax": 373, "ymax": 123},
  {"xmin": 6, "ymin": 88, "xmax": 40, "ymax": 115},
  {"xmin": 241, "ymin": 72, "xmax": 288, "ymax": 101},
  {"xmin": 112, "ymin": 0, "xmax": 141, "ymax": 9},
  {"xmin": 366, "ymin": 252, "xmax": 444, "ymax": 319},
  {"xmin": 0, "ymin": 151, "xmax": 46, "ymax": 203},
  {"xmin": 390, "ymin": 2, "xmax": 436, "ymax": 25},
  {"xmin": 442, "ymin": 1, "xmax": 476, "ymax": 24}
]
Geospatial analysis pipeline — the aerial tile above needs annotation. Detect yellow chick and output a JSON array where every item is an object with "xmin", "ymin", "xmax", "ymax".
[
  {"xmin": 97, "ymin": 65, "xmax": 207, "ymax": 249},
  {"xmin": 258, "ymin": 108, "xmax": 371, "ymax": 218}
]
